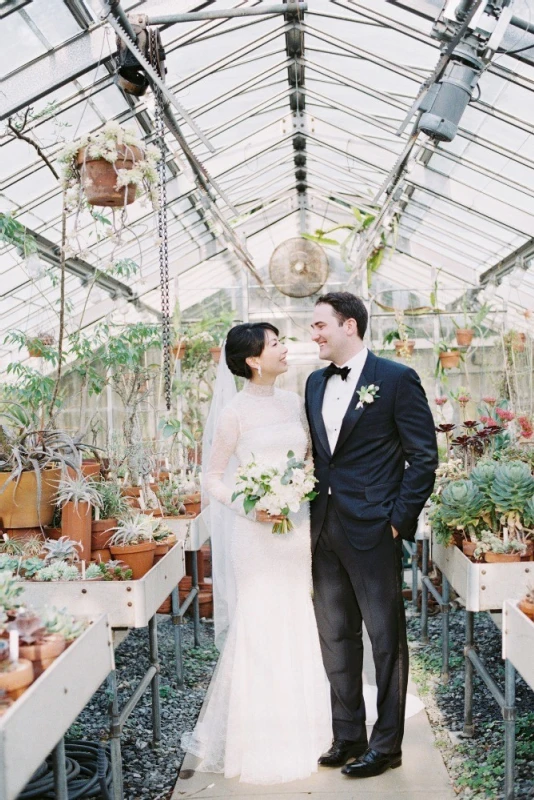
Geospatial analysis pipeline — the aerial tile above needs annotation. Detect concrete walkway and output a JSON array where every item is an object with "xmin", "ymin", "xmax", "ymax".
[{"xmin": 173, "ymin": 624, "xmax": 455, "ymax": 800}]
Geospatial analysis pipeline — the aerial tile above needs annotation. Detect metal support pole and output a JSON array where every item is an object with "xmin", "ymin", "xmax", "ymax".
[
  {"xmin": 442, "ymin": 576, "xmax": 450, "ymax": 684},
  {"xmin": 148, "ymin": 615, "xmax": 162, "ymax": 745},
  {"xmin": 191, "ymin": 550, "xmax": 201, "ymax": 647},
  {"xmin": 148, "ymin": 3, "xmax": 307, "ymax": 23},
  {"xmin": 107, "ymin": 670, "xmax": 123, "ymax": 800},
  {"xmin": 504, "ymin": 659, "xmax": 516, "ymax": 800},
  {"xmin": 171, "ymin": 585, "xmax": 184, "ymax": 686},
  {"xmin": 463, "ymin": 610, "xmax": 475, "ymax": 737},
  {"xmin": 411, "ymin": 541, "xmax": 418, "ymax": 610},
  {"xmin": 421, "ymin": 537, "xmax": 429, "ymax": 643},
  {"xmin": 52, "ymin": 738, "xmax": 68, "ymax": 800}
]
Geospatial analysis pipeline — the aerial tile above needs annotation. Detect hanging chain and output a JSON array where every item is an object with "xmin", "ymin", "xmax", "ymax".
[{"xmin": 149, "ymin": 28, "xmax": 172, "ymax": 412}]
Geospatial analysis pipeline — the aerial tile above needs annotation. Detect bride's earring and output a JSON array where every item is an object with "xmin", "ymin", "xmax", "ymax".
[{"xmin": 257, "ymin": 365, "xmax": 262, "ymax": 378}]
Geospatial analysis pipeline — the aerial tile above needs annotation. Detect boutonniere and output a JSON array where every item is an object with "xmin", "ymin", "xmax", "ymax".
[{"xmin": 356, "ymin": 383, "xmax": 380, "ymax": 410}]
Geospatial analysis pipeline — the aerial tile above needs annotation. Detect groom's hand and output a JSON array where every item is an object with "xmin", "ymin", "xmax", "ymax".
[{"xmin": 391, "ymin": 525, "xmax": 399, "ymax": 539}]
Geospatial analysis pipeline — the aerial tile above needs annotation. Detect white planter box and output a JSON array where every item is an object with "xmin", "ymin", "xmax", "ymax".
[
  {"xmin": 0, "ymin": 615, "xmax": 112, "ymax": 800},
  {"xmin": 503, "ymin": 600, "xmax": 534, "ymax": 692},
  {"xmin": 432, "ymin": 541, "xmax": 533, "ymax": 612},
  {"xmin": 163, "ymin": 508, "xmax": 210, "ymax": 551},
  {"xmin": 16, "ymin": 543, "xmax": 185, "ymax": 628}
]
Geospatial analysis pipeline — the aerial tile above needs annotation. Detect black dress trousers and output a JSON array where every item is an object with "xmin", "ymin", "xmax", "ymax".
[{"xmin": 312, "ymin": 498, "xmax": 409, "ymax": 754}]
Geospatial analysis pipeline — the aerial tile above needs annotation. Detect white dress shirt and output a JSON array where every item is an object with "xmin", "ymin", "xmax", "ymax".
[{"xmin": 322, "ymin": 348, "xmax": 368, "ymax": 454}]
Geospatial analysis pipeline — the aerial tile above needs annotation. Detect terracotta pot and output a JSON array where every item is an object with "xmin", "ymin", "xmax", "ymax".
[
  {"xmin": 484, "ymin": 551, "xmax": 522, "ymax": 563},
  {"xmin": 462, "ymin": 540, "xmax": 477, "ymax": 558},
  {"xmin": 455, "ymin": 329, "xmax": 474, "ymax": 347},
  {"xmin": 184, "ymin": 492, "xmax": 201, "ymax": 517},
  {"xmin": 61, "ymin": 501, "xmax": 92, "ymax": 562},
  {"xmin": 82, "ymin": 461, "xmax": 101, "ymax": 480},
  {"xmin": 520, "ymin": 541, "xmax": 534, "ymax": 562},
  {"xmin": 394, "ymin": 340, "xmax": 415, "ymax": 357},
  {"xmin": 198, "ymin": 589, "xmax": 213, "ymax": 618},
  {"xmin": 210, "ymin": 346, "xmax": 222, "ymax": 363},
  {"xmin": 4, "ymin": 527, "xmax": 45, "ymax": 545},
  {"xmin": 0, "ymin": 659, "xmax": 33, "ymax": 699},
  {"xmin": 172, "ymin": 342, "xmax": 186, "ymax": 359},
  {"xmin": 153, "ymin": 541, "xmax": 169, "ymax": 563},
  {"xmin": 121, "ymin": 486, "xmax": 142, "ymax": 498},
  {"xmin": 0, "ymin": 695, "xmax": 14, "ymax": 717},
  {"xmin": 201, "ymin": 543, "xmax": 212, "ymax": 578},
  {"xmin": 43, "ymin": 527, "xmax": 62, "ymax": 541},
  {"xmin": 27, "ymin": 345, "xmax": 42, "ymax": 358},
  {"xmin": 76, "ymin": 144, "xmax": 143, "ymax": 207},
  {"xmin": 109, "ymin": 541, "xmax": 156, "ymax": 579},
  {"xmin": 512, "ymin": 332, "xmax": 527, "ymax": 353},
  {"xmin": 0, "ymin": 468, "xmax": 62, "ymax": 528},
  {"xmin": 439, "ymin": 351, "xmax": 461, "ymax": 370},
  {"xmin": 157, "ymin": 596, "xmax": 172, "ymax": 614},
  {"xmin": 91, "ymin": 548, "xmax": 111, "ymax": 563},
  {"xmin": 19, "ymin": 633, "xmax": 65, "ymax": 679},
  {"xmin": 91, "ymin": 518, "xmax": 117, "ymax": 550},
  {"xmin": 518, "ymin": 597, "xmax": 534, "ymax": 621}
]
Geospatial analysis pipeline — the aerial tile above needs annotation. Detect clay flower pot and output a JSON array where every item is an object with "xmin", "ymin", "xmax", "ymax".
[
  {"xmin": 394, "ymin": 340, "xmax": 415, "ymax": 357},
  {"xmin": 91, "ymin": 548, "xmax": 111, "ymax": 564},
  {"xmin": 0, "ymin": 659, "xmax": 34, "ymax": 699},
  {"xmin": 455, "ymin": 329, "xmax": 474, "ymax": 347},
  {"xmin": 462, "ymin": 540, "xmax": 477, "ymax": 558},
  {"xmin": 0, "ymin": 468, "xmax": 62, "ymax": 529},
  {"xmin": 81, "ymin": 460, "xmax": 101, "ymax": 480},
  {"xmin": 484, "ymin": 551, "xmax": 522, "ymax": 563},
  {"xmin": 91, "ymin": 518, "xmax": 117, "ymax": 550},
  {"xmin": 121, "ymin": 486, "xmax": 142, "ymax": 498},
  {"xmin": 518, "ymin": 597, "xmax": 534, "ymax": 621},
  {"xmin": 61, "ymin": 501, "xmax": 92, "ymax": 562},
  {"xmin": 109, "ymin": 541, "xmax": 156, "ymax": 579},
  {"xmin": 153, "ymin": 541, "xmax": 170, "ymax": 564},
  {"xmin": 76, "ymin": 144, "xmax": 143, "ymax": 207},
  {"xmin": 19, "ymin": 634, "xmax": 65, "ymax": 679},
  {"xmin": 439, "ymin": 350, "xmax": 461, "ymax": 370},
  {"xmin": 157, "ymin": 595, "xmax": 172, "ymax": 614},
  {"xmin": 210, "ymin": 346, "xmax": 222, "ymax": 363},
  {"xmin": 183, "ymin": 493, "xmax": 202, "ymax": 517},
  {"xmin": 172, "ymin": 342, "xmax": 186, "ymax": 359},
  {"xmin": 43, "ymin": 527, "xmax": 62, "ymax": 541},
  {"xmin": 512, "ymin": 332, "xmax": 527, "ymax": 352}
]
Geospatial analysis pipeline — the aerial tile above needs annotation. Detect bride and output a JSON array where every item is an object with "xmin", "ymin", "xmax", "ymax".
[{"xmin": 181, "ymin": 322, "xmax": 333, "ymax": 784}]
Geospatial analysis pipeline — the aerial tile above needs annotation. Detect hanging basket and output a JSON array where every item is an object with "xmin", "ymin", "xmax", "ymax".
[
  {"xmin": 394, "ymin": 340, "xmax": 415, "ymax": 357},
  {"xmin": 439, "ymin": 350, "xmax": 461, "ymax": 370},
  {"xmin": 76, "ymin": 145, "xmax": 144, "ymax": 207},
  {"xmin": 455, "ymin": 329, "xmax": 474, "ymax": 347}
]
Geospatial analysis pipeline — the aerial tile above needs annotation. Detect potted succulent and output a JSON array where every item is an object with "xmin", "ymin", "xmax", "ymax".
[
  {"xmin": 56, "ymin": 475, "xmax": 102, "ymax": 562},
  {"xmin": 10, "ymin": 609, "xmax": 65, "ymax": 678},
  {"xmin": 0, "ymin": 645, "xmax": 33, "ymax": 700},
  {"xmin": 58, "ymin": 122, "xmax": 159, "ymax": 209},
  {"xmin": 453, "ymin": 300, "xmax": 491, "ymax": 348},
  {"xmin": 151, "ymin": 520, "xmax": 177, "ymax": 563},
  {"xmin": 34, "ymin": 561, "xmax": 81, "ymax": 581},
  {"xmin": 382, "ymin": 309, "xmax": 415, "ymax": 358},
  {"xmin": 437, "ymin": 341, "xmax": 462, "ymax": 371},
  {"xmin": 518, "ymin": 584, "xmax": 534, "ymax": 621},
  {"xmin": 96, "ymin": 560, "xmax": 133, "ymax": 581},
  {"xmin": 91, "ymin": 481, "xmax": 129, "ymax": 556},
  {"xmin": 474, "ymin": 532, "xmax": 526, "ymax": 563},
  {"xmin": 108, "ymin": 513, "xmax": 156, "ymax": 579}
]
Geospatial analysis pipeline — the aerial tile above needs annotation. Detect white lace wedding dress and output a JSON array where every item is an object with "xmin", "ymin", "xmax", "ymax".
[{"xmin": 181, "ymin": 382, "xmax": 332, "ymax": 784}]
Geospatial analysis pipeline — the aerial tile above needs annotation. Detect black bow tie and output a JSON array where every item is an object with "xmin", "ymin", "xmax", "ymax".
[{"xmin": 323, "ymin": 363, "xmax": 351, "ymax": 381}]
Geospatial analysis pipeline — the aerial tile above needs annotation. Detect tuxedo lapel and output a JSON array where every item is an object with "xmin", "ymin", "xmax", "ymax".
[
  {"xmin": 334, "ymin": 351, "xmax": 378, "ymax": 455},
  {"xmin": 309, "ymin": 370, "xmax": 331, "ymax": 459}
]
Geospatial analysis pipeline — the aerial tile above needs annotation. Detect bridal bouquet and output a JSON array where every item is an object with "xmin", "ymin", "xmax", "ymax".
[{"xmin": 231, "ymin": 451, "xmax": 318, "ymax": 534}]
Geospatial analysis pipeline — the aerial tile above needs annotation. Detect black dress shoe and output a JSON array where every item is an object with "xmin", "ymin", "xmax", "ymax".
[
  {"xmin": 341, "ymin": 747, "xmax": 402, "ymax": 777},
  {"xmin": 318, "ymin": 739, "xmax": 368, "ymax": 768}
]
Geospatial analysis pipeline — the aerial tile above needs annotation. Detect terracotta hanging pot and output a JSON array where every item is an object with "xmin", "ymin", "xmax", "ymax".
[
  {"xmin": 61, "ymin": 501, "xmax": 92, "ymax": 562},
  {"xmin": 19, "ymin": 634, "xmax": 65, "ymax": 679},
  {"xmin": 0, "ymin": 659, "xmax": 34, "ymax": 699},
  {"xmin": 91, "ymin": 518, "xmax": 117, "ymax": 550},
  {"xmin": 172, "ymin": 342, "xmax": 186, "ymax": 359},
  {"xmin": 462, "ymin": 540, "xmax": 477, "ymax": 558},
  {"xmin": 455, "ymin": 329, "xmax": 474, "ymax": 347},
  {"xmin": 0, "ymin": 468, "xmax": 62, "ymax": 529},
  {"xmin": 439, "ymin": 350, "xmax": 461, "ymax": 370},
  {"xmin": 76, "ymin": 144, "xmax": 143, "ymax": 207},
  {"xmin": 518, "ymin": 597, "xmax": 534, "ymax": 621},
  {"xmin": 484, "ymin": 551, "xmax": 521, "ymax": 563},
  {"xmin": 109, "ymin": 541, "xmax": 156, "ymax": 579},
  {"xmin": 512, "ymin": 332, "xmax": 527, "ymax": 353},
  {"xmin": 394, "ymin": 340, "xmax": 415, "ymax": 357}
]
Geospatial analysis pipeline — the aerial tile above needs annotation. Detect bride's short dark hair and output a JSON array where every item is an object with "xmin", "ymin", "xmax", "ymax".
[{"xmin": 225, "ymin": 323, "xmax": 279, "ymax": 379}]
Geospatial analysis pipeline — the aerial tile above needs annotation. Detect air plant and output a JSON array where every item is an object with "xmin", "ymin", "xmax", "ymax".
[
  {"xmin": 55, "ymin": 474, "xmax": 103, "ymax": 510},
  {"xmin": 108, "ymin": 513, "xmax": 154, "ymax": 547},
  {"xmin": 42, "ymin": 536, "xmax": 81, "ymax": 564}
]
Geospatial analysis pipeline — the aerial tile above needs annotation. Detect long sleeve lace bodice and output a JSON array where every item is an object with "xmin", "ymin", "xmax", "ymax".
[{"xmin": 204, "ymin": 382, "xmax": 309, "ymax": 513}]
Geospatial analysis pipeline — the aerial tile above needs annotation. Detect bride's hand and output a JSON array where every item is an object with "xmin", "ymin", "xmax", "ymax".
[{"xmin": 256, "ymin": 510, "xmax": 287, "ymax": 523}]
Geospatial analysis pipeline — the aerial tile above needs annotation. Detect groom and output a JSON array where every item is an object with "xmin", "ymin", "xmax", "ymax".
[{"xmin": 305, "ymin": 292, "xmax": 438, "ymax": 778}]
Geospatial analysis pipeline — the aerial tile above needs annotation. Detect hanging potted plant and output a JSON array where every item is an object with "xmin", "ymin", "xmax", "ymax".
[
  {"xmin": 504, "ymin": 329, "xmax": 527, "ymax": 353},
  {"xmin": 108, "ymin": 513, "xmax": 156, "ymax": 579},
  {"xmin": 56, "ymin": 476, "xmax": 102, "ymax": 562},
  {"xmin": 58, "ymin": 122, "xmax": 159, "ymax": 209},
  {"xmin": 436, "ymin": 341, "xmax": 462, "ymax": 371}
]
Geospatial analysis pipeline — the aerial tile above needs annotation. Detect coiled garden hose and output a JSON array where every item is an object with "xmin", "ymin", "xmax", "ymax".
[{"xmin": 18, "ymin": 741, "xmax": 113, "ymax": 799}]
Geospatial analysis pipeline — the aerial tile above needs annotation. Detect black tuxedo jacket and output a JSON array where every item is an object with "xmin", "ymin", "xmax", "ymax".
[{"xmin": 305, "ymin": 350, "xmax": 438, "ymax": 551}]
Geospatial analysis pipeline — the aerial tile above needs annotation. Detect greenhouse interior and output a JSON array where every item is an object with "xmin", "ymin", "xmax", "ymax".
[{"xmin": 1, "ymin": 0, "xmax": 534, "ymax": 798}]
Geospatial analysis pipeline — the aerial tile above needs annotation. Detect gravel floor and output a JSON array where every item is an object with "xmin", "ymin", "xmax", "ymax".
[
  {"xmin": 406, "ymin": 605, "xmax": 534, "ymax": 799},
  {"xmin": 66, "ymin": 616, "xmax": 217, "ymax": 800}
]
